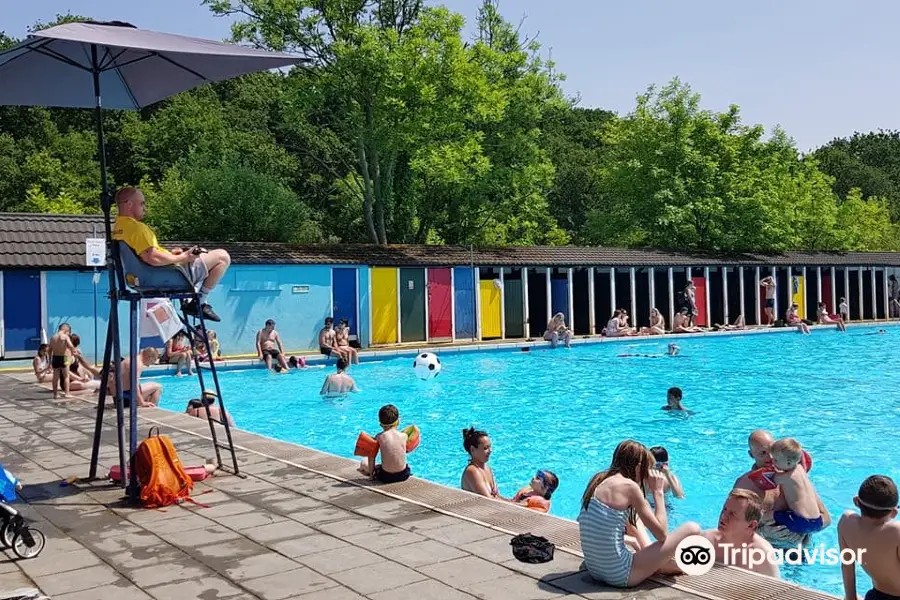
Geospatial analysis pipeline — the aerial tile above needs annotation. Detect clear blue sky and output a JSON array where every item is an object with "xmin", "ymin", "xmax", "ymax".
[{"xmin": 5, "ymin": 0, "xmax": 898, "ymax": 152}]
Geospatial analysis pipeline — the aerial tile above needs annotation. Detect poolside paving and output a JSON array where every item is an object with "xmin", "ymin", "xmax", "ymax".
[
  {"xmin": 0, "ymin": 367, "xmax": 845, "ymax": 600},
  {"xmin": 0, "ymin": 374, "xmax": 706, "ymax": 600}
]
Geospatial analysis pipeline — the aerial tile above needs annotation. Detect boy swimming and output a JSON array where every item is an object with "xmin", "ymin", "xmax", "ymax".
[
  {"xmin": 358, "ymin": 404, "xmax": 411, "ymax": 483},
  {"xmin": 770, "ymin": 438, "xmax": 824, "ymax": 535}
]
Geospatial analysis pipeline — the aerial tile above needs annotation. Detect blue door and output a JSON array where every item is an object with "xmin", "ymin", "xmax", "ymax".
[
  {"xmin": 3, "ymin": 271, "xmax": 42, "ymax": 356},
  {"xmin": 332, "ymin": 268, "xmax": 358, "ymax": 335},
  {"xmin": 454, "ymin": 267, "xmax": 475, "ymax": 339},
  {"xmin": 551, "ymin": 277, "xmax": 569, "ymax": 322}
]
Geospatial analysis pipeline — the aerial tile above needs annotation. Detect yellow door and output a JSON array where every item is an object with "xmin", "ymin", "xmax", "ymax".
[
  {"xmin": 791, "ymin": 275, "xmax": 805, "ymax": 319},
  {"xmin": 479, "ymin": 280, "xmax": 502, "ymax": 339},
  {"xmin": 372, "ymin": 268, "xmax": 398, "ymax": 344}
]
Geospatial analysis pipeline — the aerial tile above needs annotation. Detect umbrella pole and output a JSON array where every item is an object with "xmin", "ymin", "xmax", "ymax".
[{"xmin": 86, "ymin": 43, "xmax": 132, "ymax": 502}]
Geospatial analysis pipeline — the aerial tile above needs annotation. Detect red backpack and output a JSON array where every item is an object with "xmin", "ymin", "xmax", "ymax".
[{"xmin": 134, "ymin": 428, "xmax": 193, "ymax": 508}]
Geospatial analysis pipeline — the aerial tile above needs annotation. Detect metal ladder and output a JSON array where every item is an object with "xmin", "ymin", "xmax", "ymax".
[{"xmin": 178, "ymin": 302, "xmax": 240, "ymax": 477}]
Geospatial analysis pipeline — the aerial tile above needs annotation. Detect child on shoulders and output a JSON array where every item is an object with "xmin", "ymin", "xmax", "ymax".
[{"xmin": 358, "ymin": 404, "xmax": 411, "ymax": 484}]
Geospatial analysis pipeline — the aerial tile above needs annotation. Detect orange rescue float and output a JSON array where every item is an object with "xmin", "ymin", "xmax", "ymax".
[
  {"xmin": 748, "ymin": 450, "xmax": 813, "ymax": 491},
  {"xmin": 353, "ymin": 425, "xmax": 421, "ymax": 460}
]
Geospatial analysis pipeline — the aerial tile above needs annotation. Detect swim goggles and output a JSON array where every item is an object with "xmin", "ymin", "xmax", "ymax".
[
  {"xmin": 535, "ymin": 469, "xmax": 557, "ymax": 493},
  {"xmin": 380, "ymin": 419, "xmax": 399, "ymax": 428}
]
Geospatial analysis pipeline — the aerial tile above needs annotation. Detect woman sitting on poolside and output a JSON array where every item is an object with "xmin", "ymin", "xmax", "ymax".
[
  {"xmin": 335, "ymin": 319, "xmax": 360, "ymax": 364},
  {"xmin": 461, "ymin": 427, "xmax": 507, "ymax": 501},
  {"xmin": 647, "ymin": 308, "xmax": 666, "ymax": 335},
  {"xmin": 544, "ymin": 312, "xmax": 573, "ymax": 348},
  {"xmin": 816, "ymin": 302, "xmax": 846, "ymax": 332},
  {"xmin": 33, "ymin": 344, "xmax": 51, "ymax": 383},
  {"xmin": 604, "ymin": 309, "xmax": 637, "ymax": 337},
  {"xmin": 578, "ymin": 440, "xmax": 701, "ymax": 588},
  {"xmin": 672, "ymin": 308, "xmax": 702, "ymax": 333}
]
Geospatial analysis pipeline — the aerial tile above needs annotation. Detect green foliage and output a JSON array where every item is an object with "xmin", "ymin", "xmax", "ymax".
[
  {"xmin": 585, "ymin": 80, "xmax": 897, "ymax": 252},
  {"xmin": 813, "ymin": 131, "xmax": 900, "ymax": 221},
  {"xmin": 144, "ymin": 162, "xmax": 321, "ymax": 244},
  {"xmin": 1, "ymin": 7, "xmax": 898, "ymax": 252},
  {"xmin": 834, "ymin": 189, "xmax": 899, "ymax": 251},
  {"xmin": 20, "ymin": 186, "xmax": 91, "ymax": 214}
]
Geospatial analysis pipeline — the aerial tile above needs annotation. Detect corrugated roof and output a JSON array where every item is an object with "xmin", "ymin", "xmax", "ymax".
[{"xmin": 1, "ymin": 212, "xmax": 900, "ymax": 269}]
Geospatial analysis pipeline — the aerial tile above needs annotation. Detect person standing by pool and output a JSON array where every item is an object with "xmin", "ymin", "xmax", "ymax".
[
  {"xmin": 578, "ymin": 440, "xmax": 701, "ymax": 588},
  {"xmin": 839, "ymin": 297, "xmax": 850, "ymax": 323},
  {"xmin": 544, "ymin": 312, "xmax": 573, "ymax": 348},
  {"xmin": 761, "ymin": 276, "xmax": 776, "ymax": 325},
  {"xmin": 257, "ymin": 319, "xmax": 289, "ymax": 372},
  {"xmin": 319, "ymin": 358, "xmax": 359, "ymax": 397},
  {"xmin": 701, "ymin": 489, "xmax": 780, "ymax": 577},
  {"xmin": 461, "ymin": 427, "xmax": 506, "ymax": 500},
  {"xmin": 684, "ymin": 282, "xmax": 698, "ymax": 327},
  {"xmin": 839, "ymin": 475, "xmax": 900, "ymax": 600}
]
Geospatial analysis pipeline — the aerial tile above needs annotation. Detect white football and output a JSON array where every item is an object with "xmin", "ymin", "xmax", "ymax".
[{"xmin": 413, "ymin": 352, "xmax": 442, "ymax": 380}]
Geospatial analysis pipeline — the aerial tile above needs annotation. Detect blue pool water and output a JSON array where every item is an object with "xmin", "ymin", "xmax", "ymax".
[{"xmin": 154, "ymin": 326, "xmax": 900, "ymax": 596}]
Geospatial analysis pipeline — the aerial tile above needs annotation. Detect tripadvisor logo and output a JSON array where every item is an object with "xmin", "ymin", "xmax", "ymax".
[{"xmin": 675, "ymin": 535, "xmax": 865, "ymax": 575}]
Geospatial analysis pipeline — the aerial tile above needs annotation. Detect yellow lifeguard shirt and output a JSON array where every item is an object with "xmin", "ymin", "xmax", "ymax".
[{"xmin": 112, "ymin": 216, "xmax": 168, "ymax": 255}]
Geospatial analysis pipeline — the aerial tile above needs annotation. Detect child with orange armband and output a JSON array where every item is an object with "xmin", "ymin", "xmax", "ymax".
[
  {"xmin": 357, "ymin": 404, "xmax": 412, "ymax": 484},
  {"xmin": 512, "ymin": 469, "xmax": 559, "ymax": 512}
]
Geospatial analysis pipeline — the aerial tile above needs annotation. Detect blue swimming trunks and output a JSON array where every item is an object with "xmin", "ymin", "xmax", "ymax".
[{"xmin": 773, "ymin": 510, "xmax": 824, "ymax": 535}]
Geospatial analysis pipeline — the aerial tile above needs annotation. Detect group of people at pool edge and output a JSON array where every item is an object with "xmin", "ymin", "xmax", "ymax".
[
  {"xmin": 357, "ymin": 399, "xmax": 899, "ymax": 600},
  {"xmin": 29, "ymin": 185, "xmax": 899, "ymax": 599}
]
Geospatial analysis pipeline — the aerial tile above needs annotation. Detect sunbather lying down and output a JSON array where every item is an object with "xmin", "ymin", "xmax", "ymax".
[{"xmin": 713, "ymin": 315, "xmax": 746, "ymax": 331}]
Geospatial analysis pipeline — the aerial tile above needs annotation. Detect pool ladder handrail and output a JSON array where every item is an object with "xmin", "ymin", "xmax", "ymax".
[{"xmin": 180, "ymin": 307, "xmax": 241, "ymax": 478}]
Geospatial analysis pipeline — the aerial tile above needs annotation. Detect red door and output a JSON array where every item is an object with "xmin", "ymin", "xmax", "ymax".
[
  {"xmin": 428, "ymin": 268, "xmax": 453, "ymax": 340},
  {"xmin": 692, "ymin": 276, "xmax": 708, "ymax": 326}
]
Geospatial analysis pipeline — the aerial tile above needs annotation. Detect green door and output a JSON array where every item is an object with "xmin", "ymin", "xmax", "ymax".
[
  {"xmin": 504, "ymin": 279, "xmax": 524, "ymax": 338},
  {"xmin": 400, "ymin": 268, "xmax": 426, "ymax": 342}
]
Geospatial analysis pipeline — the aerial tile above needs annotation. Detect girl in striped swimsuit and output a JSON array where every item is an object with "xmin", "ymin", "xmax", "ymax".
[{"xmin": 577, "ymin": 440, "xmax": 701, "ymax": 587}]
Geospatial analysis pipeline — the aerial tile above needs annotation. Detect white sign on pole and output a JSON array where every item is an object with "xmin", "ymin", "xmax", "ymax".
[{"xmin": 85, "ymin": 238, "xmax": 106, "ymax": 267}]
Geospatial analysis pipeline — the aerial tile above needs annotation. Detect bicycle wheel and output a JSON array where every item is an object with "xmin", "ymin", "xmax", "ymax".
[
  {"xmin": 11, "ymin": 527, "xmax": 45, "ymax": 558},
  {"xmin": 0, "ymin": 519, "xmax": 14, "ymax": 548}
]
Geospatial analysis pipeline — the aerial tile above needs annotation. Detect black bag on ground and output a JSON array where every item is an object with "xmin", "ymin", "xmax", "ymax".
[{"xmin": 510, "ymin": 533, "xmax": 555, "ymax": 563}]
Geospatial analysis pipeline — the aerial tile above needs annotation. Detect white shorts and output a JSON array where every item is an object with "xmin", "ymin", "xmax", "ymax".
[{"xmin": 178, "ymin": 257, "xmax": 209, "ymax": 291}]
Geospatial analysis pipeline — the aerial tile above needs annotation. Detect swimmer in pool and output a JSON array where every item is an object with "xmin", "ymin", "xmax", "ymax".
[
  {"xmin": 319, "ymin": 358, "xmax": 359, "ymax": 397},
  {"xmin": 661, "ymin": 387, "xmax": 689, "ymax": 412},
  {"xmin": 618, "ymin": 343, "xmax": 680, "ymax": 358}
]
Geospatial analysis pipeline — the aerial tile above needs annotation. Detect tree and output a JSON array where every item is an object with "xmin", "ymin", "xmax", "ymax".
[
  {"xmin": 586, "ymin": 79, "xmax": 849, "ymax": 252},
  {"xmin": 204, "ymin": 0, "xmax": 567, "ymax": 245},
  {"xmin": 813, "ymin": 131, "xmax": 900, "ymax": 220},
  {"xmin": 541, "ymin": 106, "xmax": 614, "ymax": 243},
  {"xmin": 833, "ymin": 189, "xmax": 898, "ymax": 251},
  {"xmin": 144, "ymin": 161, "xmax": 321, "ymax": 244}
]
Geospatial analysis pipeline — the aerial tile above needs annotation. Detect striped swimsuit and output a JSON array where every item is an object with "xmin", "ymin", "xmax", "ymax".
[{"xmin": 577, "ymin": 498, "xmax": 633, "ymax": 587}]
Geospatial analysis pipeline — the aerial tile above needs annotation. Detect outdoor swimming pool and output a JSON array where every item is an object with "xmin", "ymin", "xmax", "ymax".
[{"xmin": 154, "ymin": 326, "xmax": 900, "ymax": 596}]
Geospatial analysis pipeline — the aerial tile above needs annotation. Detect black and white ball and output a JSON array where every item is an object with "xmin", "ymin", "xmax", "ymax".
[{"xmin": 412, "ymin": 352, "xmax": 442, "ymax": 380}]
